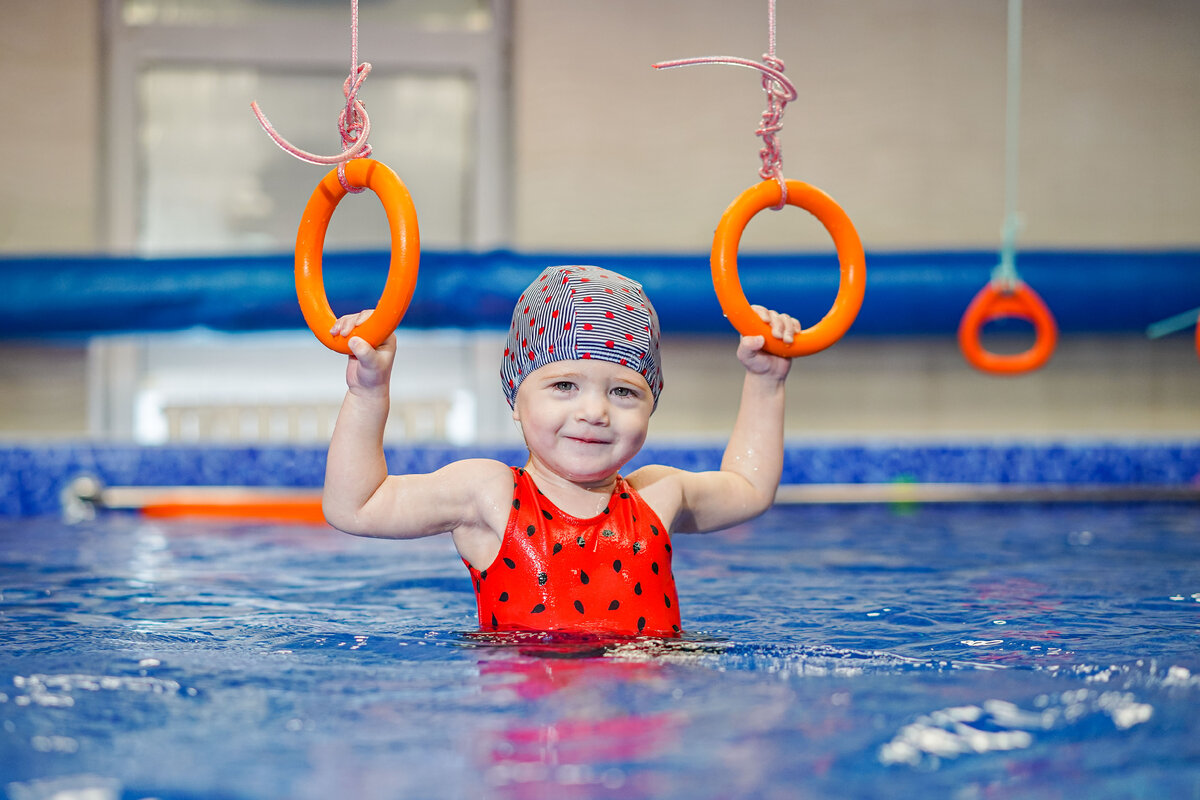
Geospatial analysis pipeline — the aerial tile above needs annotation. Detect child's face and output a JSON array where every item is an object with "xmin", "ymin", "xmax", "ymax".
[{"xmin": 513, "ymin": 359, "xmax": 654, "ymax": 485}]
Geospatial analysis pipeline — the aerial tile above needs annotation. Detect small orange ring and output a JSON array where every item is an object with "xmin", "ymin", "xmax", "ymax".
[
  {"xmin": 712, "ymin": 179, "xmax": 866, "ymax": 357},
  {"xmin": 958, "ymin": 281, "xmax": 1058, "ymax": 374},
  {"xmin": 295, "ymin": 159, "xmax": 420, "ymax": 354}
]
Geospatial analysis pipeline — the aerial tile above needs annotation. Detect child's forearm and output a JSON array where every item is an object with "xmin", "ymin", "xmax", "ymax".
[
  {"xmin": 323, "ymin": 388, "xmax": 391, "ymax": 531},
  {"xmin": 720, "ymin": 371, "xmax": 787, "ymax": 511}
]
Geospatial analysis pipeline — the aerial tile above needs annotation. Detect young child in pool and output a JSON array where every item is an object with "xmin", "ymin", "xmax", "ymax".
[{"xmin": 322, "ymin": 265, "xmax": 800, "ymax": 637}]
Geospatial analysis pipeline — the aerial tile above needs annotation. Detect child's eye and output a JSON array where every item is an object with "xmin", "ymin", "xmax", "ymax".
[
  {"xmin": 553, "ymin": 381, "xmax": 576, "ymax": 392},
  {"xmin": 611, "ymin": 386, "xmax": 637, "ymax": 398}
]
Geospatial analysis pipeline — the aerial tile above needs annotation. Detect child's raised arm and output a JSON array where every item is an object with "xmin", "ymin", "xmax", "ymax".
[
  {"xmin": 321, "ymin": 312, "xmax": 510, "ymax": 558},
  {"xmin": 321, "ymin": 310, "xmax": 399, "ymax": 534},
  {"xmin": 635, "ymin": 305, "xmax": 800, "ymax": 534}
]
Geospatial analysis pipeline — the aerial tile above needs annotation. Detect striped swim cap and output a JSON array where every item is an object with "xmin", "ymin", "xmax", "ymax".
[{"xmin": 501, "ymin": 266, "xmax": 663, "ymax": 409}]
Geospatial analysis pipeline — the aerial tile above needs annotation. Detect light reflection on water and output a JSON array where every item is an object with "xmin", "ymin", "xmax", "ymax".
[{"xmin": 1, "ymin": 504, "xmax": 1199, "ymax": 799}]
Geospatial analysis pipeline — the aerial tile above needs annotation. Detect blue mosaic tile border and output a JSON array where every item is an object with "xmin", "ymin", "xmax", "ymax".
[{"xmin": 2, "ymin": 440, "xmax": 1198, "ymax": 518}]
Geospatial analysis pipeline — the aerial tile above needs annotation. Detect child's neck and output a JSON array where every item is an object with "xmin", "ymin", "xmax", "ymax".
[{"xmin": 522, "ymin": 461, "xmax": 619, "ymax": 519}]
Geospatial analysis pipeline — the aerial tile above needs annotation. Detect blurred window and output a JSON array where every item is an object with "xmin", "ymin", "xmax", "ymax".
[
  {"xmin": 105, "ymin": 0, "xmax": 509, "ymax": 253},
  {"xmin": 121, "ymin": 0, "xmax": 492, "ymax": 29}
]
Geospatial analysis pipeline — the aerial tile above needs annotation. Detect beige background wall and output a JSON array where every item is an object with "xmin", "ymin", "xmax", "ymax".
[
  {"xmin": 4, "ymin": 1, "xmax": 1198, "ymax": 254},
  {"xmin": 0, "ymin": 1, "xmax": 101, "ymax": 253},
  {"xmin": 1, "ymin": 1, "xmax": 1197, "ymax": 442},
  {"xmin": 512, "ymin": 0, "xmax": 1199, "ymax": 252}
]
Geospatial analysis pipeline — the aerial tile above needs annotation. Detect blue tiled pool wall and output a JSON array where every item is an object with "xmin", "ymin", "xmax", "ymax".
[{"xmin": 2, "ymin": 441, "xmax": 1198, "ymax": 517}]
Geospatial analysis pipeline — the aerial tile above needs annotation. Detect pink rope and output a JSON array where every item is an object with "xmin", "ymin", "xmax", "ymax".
[
  {"xmin": 653, "ymin": 0, "xmax": 794, "ymax": 209},
  {"xmin": 250, "ymin": 0, "xmax": 373, "ymax": 193}
]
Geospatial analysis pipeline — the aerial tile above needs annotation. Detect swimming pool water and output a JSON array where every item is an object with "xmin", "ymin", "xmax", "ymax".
[{"xmin": 2, "ymin": 503, "xmax": 1198, "ymax": 799}]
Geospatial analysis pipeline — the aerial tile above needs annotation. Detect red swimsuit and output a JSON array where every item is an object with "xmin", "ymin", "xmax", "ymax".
[{"xmin": 465, "ymin": 467, "xmax": 681, "ymax": 637}]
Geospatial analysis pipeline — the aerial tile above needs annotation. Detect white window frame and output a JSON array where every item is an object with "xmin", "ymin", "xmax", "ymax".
[{"xmin": 101, "ymin": 0, "xmax": 511, "ymax": 252}]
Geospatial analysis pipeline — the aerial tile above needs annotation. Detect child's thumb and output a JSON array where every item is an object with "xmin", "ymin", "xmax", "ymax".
[{"xmin": 347, "ymin": 336, "xmax": 375, "ymax": 361}]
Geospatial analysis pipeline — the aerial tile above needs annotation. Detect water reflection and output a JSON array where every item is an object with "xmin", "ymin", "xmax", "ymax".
[{"xmin": 463, "ymin": 633, "xmax": 716, "ymax": 798}]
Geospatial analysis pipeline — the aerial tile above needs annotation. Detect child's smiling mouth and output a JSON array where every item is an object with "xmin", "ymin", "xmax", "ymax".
[{"xmin": 566, "ymin": 435, "xmax": 611, "ymax": 445}]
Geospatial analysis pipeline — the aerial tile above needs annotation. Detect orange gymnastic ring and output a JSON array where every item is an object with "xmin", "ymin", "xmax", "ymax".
[
  {"xmin": 295, "ymin": 159, "xmax": 419, "ymax": 354},
  {"xmin": 958, "ymin": 281, "xmax": 1057, "ymax": 374},
  {"xmin": 712, "ymin": 179, "xmax": 866, "ymax": 357}
]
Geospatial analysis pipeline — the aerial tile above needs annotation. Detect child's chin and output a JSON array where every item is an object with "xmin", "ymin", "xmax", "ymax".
[{"xmin": 559, "ymin": 461, "xmax": 624, "ymax": 484}]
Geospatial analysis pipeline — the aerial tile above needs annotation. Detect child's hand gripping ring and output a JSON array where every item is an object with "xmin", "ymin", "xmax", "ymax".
[
  {"xmin": 295, "ymin": 159, "xmax": 420, "ymax": 354},
  {"xmin": 711, "ymin": 179, "xmax": 865, "ymax": 357},
  {"xmin": 958, "ymin": 281, "xmax": 1057, "ymax": 374}
]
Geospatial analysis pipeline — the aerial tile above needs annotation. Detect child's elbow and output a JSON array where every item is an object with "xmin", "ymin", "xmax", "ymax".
[
  {"xmin": 747, "ymin": 490, "xmax": 777, "ymax": 521},
  {"xmin": 321, "ymin": 497, "xmax": 362, "ymax": 535},
  {"xmin": 740, "ymin": 480, "xmax": 779, "ymax": 521}
]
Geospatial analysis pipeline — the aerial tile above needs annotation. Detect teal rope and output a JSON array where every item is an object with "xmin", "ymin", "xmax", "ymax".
[
  {"xmin": 992, "ymin": 0, "xmax": 1023, "ymax": 290},
  {"xmin": 1146, "ymin": 306, "xmax": 1200, "ymax": 339}
]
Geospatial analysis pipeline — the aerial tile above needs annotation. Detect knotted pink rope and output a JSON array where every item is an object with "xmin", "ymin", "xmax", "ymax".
[
  {"xmin": 250, "ymin": 0, "xmax": 373, "ymax": 193},
  {"xmin": 654, "ymin": 0, "xmax": 795, "ymax": 209}
]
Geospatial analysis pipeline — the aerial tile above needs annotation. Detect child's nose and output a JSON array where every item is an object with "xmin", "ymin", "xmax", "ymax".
[{"xmin": 576, "ymin": 391, "xmax": 609, "ymax": 424}]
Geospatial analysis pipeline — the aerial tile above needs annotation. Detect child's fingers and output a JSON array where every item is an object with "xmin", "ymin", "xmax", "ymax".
[
  {"xmin": 749, "ymin": 305, "xmax": 801, "ymax": 344},
  {"xmin": 773, "ymin": 312, "xmax": 801, "ymax": 343},
  {"xmin": 329, "ymin": 308, "xmax": 376, "ymax": 338}
]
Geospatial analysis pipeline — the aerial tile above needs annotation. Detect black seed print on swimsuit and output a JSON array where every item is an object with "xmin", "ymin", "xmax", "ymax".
[
  {"xmin": 634, "ymin": 582, "xmax": 642, "ymax": 595},
  {"xmin": 491, "ymin": 613, "xmax": 498, "ymax": 628},
  {"xmin": 580, "ymin": 570, "xmax": 590, "ymax": 584},
  {"xmin": 664, "ymin": 594, "xmax": 672, "ymax": 608},
  {"xmin": 603, "ymin": 506, "xmax": 611, "ymax": 515},
  {"xmin": 512, "ymin": 498, "xmax": 520, "ymax": 510},
  {"xmin": 526, "ymin": 525, "xmax": 536, "ymax": 537},
  {"xmin": 651, "ymin": 525, "xmax": 659, "ymax": 536},
  {"xmin": 499, "ymin": 592, "xmax": 509, "ymax": 602},
  {"xmin": 480, "ymin": 569, "xmax": 488, "ymax": 580},
  {"xmin": 503, "ymin": 558, "xmax": 516, "ymax": 569},
  {"xmin": 577, "ymin": 535, "xmax": 587, "ymax": 548},
  {"xmin": 651, "ymin": 562, "xmax": 659, "ymax": 574},
  {"xmin": 541, "ymin": 509, "xmax": 553, "ymax": 520},
  {"xmin": 532, "ymin": 604, "xmax": 545, "ymax": 613},
  {"xmin": 612, "ymin": 560, "xmax": 622, "ymax": 572},
  {"xmin": 601, "ymin": 529, "xmax": 615, "ymax": 538},
  {"xmin": 633, "ymin": 541, "xmax": 644, "ymax": 554},
  {"xmin": 537, "ymin": 572, "xmax": 547, "ymax": 585},
  {"xmin": 552, "ymin": 542, "xmax": 562, "ymax": 554},
  {"xmin": 574, "ymin": 600, "xmax": 585, "ymax": 613},
  {"xmin": 637, "ymin": 617, "xmax": 646, "ymax": 632},
  {"xmin": 609, "ymin": 600, "xmax": 620, "ymax": 610}
]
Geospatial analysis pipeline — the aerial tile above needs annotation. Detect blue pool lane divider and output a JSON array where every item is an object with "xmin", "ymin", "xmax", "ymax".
[
  {"xmin": 1, "ymin": 249, "xmax": 1197, "ymax": 338},
  {"xmin": 2, "ymin": 441, "xmax": 1197, "ymax": 518}
]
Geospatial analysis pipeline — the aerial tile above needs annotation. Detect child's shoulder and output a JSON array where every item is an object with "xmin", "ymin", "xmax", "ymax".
[
  {"xmin": 626, "ymin": 462, "xmax": 684, "ymax": 486},
  {"xmin": 625, "ymin": 463, "xmax": 689, "ymax": 502},
  {"xmin": 429, "ymin": 457, "xmax": 517, "ymax": 515},
  {"xmin": 436, "ymin": 457, "xmax": 515, "ymax": 485}
]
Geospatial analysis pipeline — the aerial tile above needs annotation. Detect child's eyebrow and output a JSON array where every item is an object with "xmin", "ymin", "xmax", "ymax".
[
  {"xmin": 611, "ymin": 375, "xmax": 651, "ymax": 391},
  {"xmin": 539, "ymin": 370, "xmax": 585, "ymax": 383}
]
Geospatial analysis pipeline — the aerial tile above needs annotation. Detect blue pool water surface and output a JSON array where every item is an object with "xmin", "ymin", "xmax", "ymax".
[{"xmin": 2, "ymin": 503, "xmax": 1198, "ymax": 799}]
